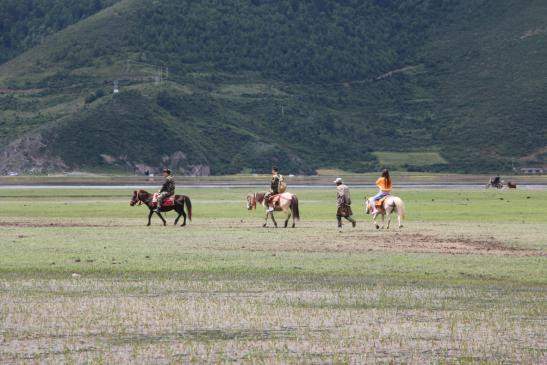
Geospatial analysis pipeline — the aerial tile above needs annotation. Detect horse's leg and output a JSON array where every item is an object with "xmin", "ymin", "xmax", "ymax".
[
  {"xmin": 173, "ymin": 204, "xmax": 186, "ymax": 226},
  {"xmin": 147, "ymin": 209, "xmax": 153, "ymax": 226},
  {"xmin": 180, "ymin": 209, "xmax": 187, "ymax": 227},
  {"xmin": 263, "ymin": 211, "xmax": 269, "ymax": 228},
  {"xmin": 381, "ymin": 213, "xmax": 385, "ymax": 229},
  {"xmin": 174, "ymin": 207, "xmax": 181, "ymax": 225},
  {"xmin": 284, "ymin": 209, "xmax": 291, "ymax": 228},
  {"xmin": 386, "ymin": 210, "xmax": 392, "ymax": 229},
  {"xmin": 156, "ymin": 211, "xmax": 167, "ymax": 226},
  {"xmin": 270, "ymin": 212, "xmax": 278, "ymax": 228},
  {"xmin": 372, "ymin": 213, "xmax": 380, "ymax": 230}
]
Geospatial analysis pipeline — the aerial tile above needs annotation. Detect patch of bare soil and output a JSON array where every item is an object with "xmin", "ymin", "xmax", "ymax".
[
  {"xmin": 246, "ymin": 231, "xmax": 543, "ymax": 257},
  {"xmin": 348, "ymin": 232, "xmax": 538, "ymax": 256},
  {"xmin": 520, "ymin": 28, "xmax": 547, "ymax": 40}
]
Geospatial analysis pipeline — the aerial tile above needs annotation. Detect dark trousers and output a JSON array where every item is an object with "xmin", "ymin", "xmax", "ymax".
[{"xmin": 337, "ymin": 215, "xmax": 355, "ymax": 227}]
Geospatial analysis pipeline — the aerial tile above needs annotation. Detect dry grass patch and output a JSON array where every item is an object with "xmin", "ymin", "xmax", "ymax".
[{"xmin": 0, "ymin": 278, "xmax": 544, "ymax": 363}]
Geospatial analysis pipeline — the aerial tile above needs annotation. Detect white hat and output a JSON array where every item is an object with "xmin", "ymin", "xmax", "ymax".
[{"xmin": 334, "ymin": 177, "xmax": 343, "ymax": 184}]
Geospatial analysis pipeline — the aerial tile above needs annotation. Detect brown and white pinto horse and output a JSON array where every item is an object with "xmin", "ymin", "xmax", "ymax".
[
  {"xmin": 130, "ymin": 190, "xmax": 192, "ymax": 226},
  {"xmin": 246, "ymin": 192, "xmax": 300, "ymax": 228}
]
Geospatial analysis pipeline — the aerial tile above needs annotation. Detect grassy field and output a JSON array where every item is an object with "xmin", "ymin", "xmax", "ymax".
[
  {"xmin": 373, "ymin": 152, "xmax": 448, "ymax": 169},
  {"xmin": 0, "ymin": 187, "xmax": 545, "ymax": 363}
]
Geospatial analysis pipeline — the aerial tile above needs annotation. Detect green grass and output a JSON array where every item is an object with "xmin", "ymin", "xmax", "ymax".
[
  {"xmin": 374, "ymin": 151, "xmax": 448, "ymax": 168},
  {"xmin": 0, "ymin": 187, "xmax": 545, "ymax": 222},
  {"xmin": 0, "ymin": 188, "xmax": 545, "ymax": 362}
]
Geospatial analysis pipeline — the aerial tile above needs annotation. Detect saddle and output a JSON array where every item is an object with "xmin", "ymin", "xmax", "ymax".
[
  {"xmin": 152, "ymin": 193, "xmax": 175, "ymax": 207},
  {"xmin": 371, "ymin": 196, "xmax": 388, "ymax": 213},
  {"xmin": 375, "ymin": 196, "xmax": 387, "ymax": 208},
  {"xmin": 268, "ymin": 194, "xmax": 282, "ymax": 209}
]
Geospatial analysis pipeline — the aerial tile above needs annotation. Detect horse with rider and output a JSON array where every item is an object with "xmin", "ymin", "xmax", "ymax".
[
  {"xmin": 364, "ymin": 169, "xmax": 405, "ymax": 229},
  {"xmin": 246, "ymin": 166, "xmax": 300, "ymax": 228},
  {"xmin": 486, "ymin": 176, "xmax": 504, "ymax": 189},
  {"xmin": 130, "ymin": 168, "xmax": 192, "ymax": 226}
]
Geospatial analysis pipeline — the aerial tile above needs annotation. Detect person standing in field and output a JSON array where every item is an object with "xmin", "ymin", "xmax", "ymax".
[
  {"xmin": 370, "ymin": 169, "xmax": 392, "ymax": 215},
  {"xmin": 335, "ymin": 177, "xmax": 356, "ymax": 229},
  {"xmin": 155, "ymin": 168, "xmax": 175, "ymax": 212}
]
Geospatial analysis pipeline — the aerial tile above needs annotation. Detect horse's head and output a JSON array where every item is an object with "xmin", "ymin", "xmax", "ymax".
[
  {"xmin": 130, "ymin": 190, "xmax": 142, "ymax": 206},
  {"xmin": 245, "ymin": 193, "xmax": 257, "ymax": 210},
  {"xmin": 364, "ymin": 196, "xmax": 371, "ymax": 214}
]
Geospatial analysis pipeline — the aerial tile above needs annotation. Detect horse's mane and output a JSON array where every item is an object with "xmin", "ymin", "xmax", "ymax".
[
  {"xmin": 137, "ymin": 189, "xmax": 151, "ymax": 197},
  {"xmin": 255, "ymin": 192, "xmax": 265, "ymax": 203}
]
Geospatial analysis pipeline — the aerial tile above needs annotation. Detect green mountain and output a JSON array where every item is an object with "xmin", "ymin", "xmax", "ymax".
[
  {"xmin": 0, "ymin": 0, "xmax": 119, "ymax": 63},
  {"xmin": 0, "ymin": 0, "xmax": 545, "ymax": 175}
]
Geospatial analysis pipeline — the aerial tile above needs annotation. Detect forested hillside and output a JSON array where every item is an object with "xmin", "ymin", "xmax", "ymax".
[
  {"xmin": 0, "ymin": 0, "xmax": 119, "ymax": 63},
  {"xmin": 0, "ymin": 0, "xmax": 545, "ymax": 174}
]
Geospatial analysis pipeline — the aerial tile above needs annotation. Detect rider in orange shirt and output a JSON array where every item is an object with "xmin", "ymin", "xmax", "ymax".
[{"xmin": 371, "ymin": 169, "xmax": 392, "ymax": 214}]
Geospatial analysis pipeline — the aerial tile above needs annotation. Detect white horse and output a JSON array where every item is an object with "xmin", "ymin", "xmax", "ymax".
[
  {"xmin": 246, "ymin": 192, "xmax": 300, "ymax": 228},
  {"xmin": 364, "ymin": 195, "xmax": 405, "ymax": 229}
]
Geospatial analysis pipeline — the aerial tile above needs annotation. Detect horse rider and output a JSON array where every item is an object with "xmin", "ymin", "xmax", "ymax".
[
  {"xmin": 155, "ymin": 168, "xmax": 175, "ymax": 212},
  {"xmin": 266, "ymin": 166, "xmax": 283, "ymax": 212},
  {"xmin": 335, "ymin": 177, "xmax": 356, "ymax": 228},
  {"xmin": 370, "ymin": 169, "xmax": 392, "ymax": 215}
]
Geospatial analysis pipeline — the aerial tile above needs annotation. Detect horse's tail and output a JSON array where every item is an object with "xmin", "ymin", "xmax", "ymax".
[
  {"xmin": 185, "ymin": 196, "xmax": 192, "ymax": 221},
  {"xmin": 291, "ymin": 195, "xmax": 300, "ymax": 220},
  {"xmin": 395, "ymin": 197, "xmax": 405, "ymax": 219}
]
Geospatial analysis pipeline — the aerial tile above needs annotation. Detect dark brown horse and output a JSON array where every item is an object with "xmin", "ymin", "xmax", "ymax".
[{"xmin": 130, "ymin": 190, "xmax": 192, "ymax": 226}]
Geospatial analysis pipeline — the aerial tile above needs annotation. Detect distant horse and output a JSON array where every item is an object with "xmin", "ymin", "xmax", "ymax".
[
  {"xmin": 130, "ymin": 190, "xmax": 192, "ymax": 226},
  {"xmin": 507, "ymin": 181, "xmax": 517, "ymax": 189},
  {"xmin": 364, "ymin": 195, "xmax": 405, "ymax": 229},
  {"xmin": 246, "ymin": 192, "xmax": 300, "ymax": 228}
]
